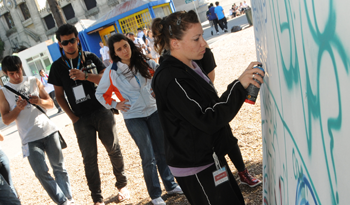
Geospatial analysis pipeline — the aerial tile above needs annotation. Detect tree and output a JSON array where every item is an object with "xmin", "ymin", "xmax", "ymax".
[{"xmin": 47, "ymin": 0, "xmax": 66, "ymax": 27}]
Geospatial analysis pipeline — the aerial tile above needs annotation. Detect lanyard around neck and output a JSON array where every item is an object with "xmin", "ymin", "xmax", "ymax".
[
  {"xmin": 65, "ymin": 52, "xmax": 81, "ymax": 70},
  {"xmin": 134, "ymin": 74, "xmax": 141, "ymax": 87}
]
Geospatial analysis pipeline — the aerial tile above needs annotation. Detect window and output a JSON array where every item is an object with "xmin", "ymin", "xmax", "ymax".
[
  {"xmin": 83, "ymin": 0, "xmax": 97, "ymax": 10},
  {"xmin": 62, "ymin": 4, "xmax": 75, "ymax": 20},
  {"xmin": 19, "ymin": 3, "xmax": 31, "ymax": 20},
  {"xmin": 26, "ymin": 52, "xmax": 51, "ymax": 76},
  {"xmin": 153, "ymin": 4, "xmax": 171, "ymax": 18},
  {"xmin": 119, "ymin": 10, "xmax": 152, "ymax": 34},
  {"xmin": 4, "ymin": 12, "xmax": 15, "ymax": 29},
  {"xmin": 28, "ymin": 60, "xmax": 44, "ymax": 76},
  {"xmin": 44, "ymin": 14, "xmax": 55, "ymax": 30}
]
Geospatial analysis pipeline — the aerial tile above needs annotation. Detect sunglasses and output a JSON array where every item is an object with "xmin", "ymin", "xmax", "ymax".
[{"xmin": 61, "ymin": 38, "xmax": 77, "ymax": 46}]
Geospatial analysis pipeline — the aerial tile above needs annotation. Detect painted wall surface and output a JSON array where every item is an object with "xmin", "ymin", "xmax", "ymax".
[{"xmin": 251, "ymin": 0, "xmax": 350, "ymax": 204}]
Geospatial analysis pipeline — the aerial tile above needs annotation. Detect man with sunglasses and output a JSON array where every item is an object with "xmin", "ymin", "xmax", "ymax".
[{"xmin": 48, "ymin": 24, "xmax": 129, "ymax": 205}]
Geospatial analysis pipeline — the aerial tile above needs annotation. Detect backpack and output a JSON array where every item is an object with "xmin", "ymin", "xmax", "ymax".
[{"xmin": 231, "ymin": 26, "xmax": 242, "ymax": 32}]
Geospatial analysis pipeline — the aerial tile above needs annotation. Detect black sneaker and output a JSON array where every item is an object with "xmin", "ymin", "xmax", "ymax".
[
  {"xmin": 57, "ymin": 108, "xmax": 62, "ymax": 113},
  {"xmin": 211, "ymin": 31, "xmax": 213, "ymax": 35}
]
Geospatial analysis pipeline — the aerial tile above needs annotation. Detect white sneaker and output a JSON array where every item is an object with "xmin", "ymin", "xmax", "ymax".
[
  {"xmin": 68, "ymin": 199, "xmax": 75, "ymax": 204},
  {"xmin": 217, "ymin": 31, "xmax": 220, "ymax": 35},
  {"xmin": 167, "ymin": 185, "xmax": 183, "ymax": 195},
  {"xmin": 152, "ymin": 197, "xmax": 166, "ymax": 205}
]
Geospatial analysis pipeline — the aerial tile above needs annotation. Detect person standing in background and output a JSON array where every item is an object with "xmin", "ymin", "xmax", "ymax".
[
  {"xmin": 99, "ymin": 41, "xmax": 111, "ymax": 67},
  {"xmin": 215, "ymin": 1, "xmax": 228, "ymax": 32},
  {"xmin": 207, "ymin": 3, "xmax": 220, "ymax": 35},
  {"xmin": 147, "ymin": 30, "xmax": 160, "ymax": 63},
  {"xmin": 39, "ymin": 69, "xmax": 62, "ymax": 113}
]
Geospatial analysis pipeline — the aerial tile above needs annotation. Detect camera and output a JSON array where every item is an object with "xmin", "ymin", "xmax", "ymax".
[{"xmin": 82, "ymin": 60, "xmax": 98, "ymax": 74}]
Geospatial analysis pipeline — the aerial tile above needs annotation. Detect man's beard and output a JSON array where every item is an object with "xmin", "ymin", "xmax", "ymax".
[{"xmin": 66, "ymin": 49, "xmax": 77, "ymax": 55}]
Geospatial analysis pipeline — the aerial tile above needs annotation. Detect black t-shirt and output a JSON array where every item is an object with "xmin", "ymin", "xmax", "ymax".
[
  {"xmin": 48, "ymin": 51, "xmax": 106, "ymax": 117},
  {"xmin": 194, "ymin": 47, "xmax": 217, "ymax": 74}
]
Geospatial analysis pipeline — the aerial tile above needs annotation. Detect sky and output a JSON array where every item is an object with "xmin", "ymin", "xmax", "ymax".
[{"xmin": 36, "ymin": 0, "xmax": 46, "ymax": 10}]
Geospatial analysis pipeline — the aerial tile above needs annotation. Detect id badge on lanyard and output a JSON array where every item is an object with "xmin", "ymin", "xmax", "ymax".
[
  {"xmin": 212, "ymin": 152, "xmax": 229, "ymax": 186},
  {"xmin": 72, "ymin": 84, "xmax": 88, "ymax": 104},
  {"xmin": 67, "ymin": 56, "xmax": 89, "ymax": 104}
]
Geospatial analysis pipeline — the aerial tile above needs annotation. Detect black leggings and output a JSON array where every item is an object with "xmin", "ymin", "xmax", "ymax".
[
  {"xmin": 218, "ymin": 17, "xmax": 228, "ymax": 30},
  {"xmin": 49, "ymin": 91, "xmax": 61, "ymax": 109},
  {"xmin": 228, "ymin": 143, "xmax": 246, "ymax": 172}
]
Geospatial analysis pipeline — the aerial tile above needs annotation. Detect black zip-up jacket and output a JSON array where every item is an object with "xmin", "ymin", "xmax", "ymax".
[{"xmin": 152, "ymin": 55, "xmax": 247, "ymax": 168}]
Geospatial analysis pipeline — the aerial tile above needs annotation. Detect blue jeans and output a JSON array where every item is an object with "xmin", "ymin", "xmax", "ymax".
[
  {"xmin": 73, "ymin": 107, "xmax": 127, "ymax": 203},
  {"xmin": 0, "ymin": 174, "xmax": 21, "ymax": 205},
  {"xmin": 0, "ymin": 149, "xmax": 20, "ymax": 205},
  {"xmin": 124, "ymin": 111, "xmax": 177, "ymax": 199},
  {"xmin": 28, "ymin": 132, "xmax": 72, "ymax": 205}
]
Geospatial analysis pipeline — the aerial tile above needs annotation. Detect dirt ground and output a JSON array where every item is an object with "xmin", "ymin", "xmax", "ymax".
[{"xmin": 10, "ymin": 26, "xmax": 263, "ymax": 205}]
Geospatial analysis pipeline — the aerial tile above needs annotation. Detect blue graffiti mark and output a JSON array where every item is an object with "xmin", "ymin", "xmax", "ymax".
[{"xmin": 295, "ymin": 174, "xmax": 318, "ymax": 205}]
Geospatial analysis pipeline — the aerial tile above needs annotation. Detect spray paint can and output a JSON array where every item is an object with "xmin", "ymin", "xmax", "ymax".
[{"xmin": 244, "ymin": 65, "xmax": 265, "ymax": 104}]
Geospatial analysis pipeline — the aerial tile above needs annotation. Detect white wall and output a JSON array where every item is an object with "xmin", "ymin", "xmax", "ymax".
[
  {"xmin": 252, "ymin": 0, "xmax": 350, "ymax": 204},
  {"xmin": 17, "ymin": 41, "xmax": 53, "ymax": 79}
]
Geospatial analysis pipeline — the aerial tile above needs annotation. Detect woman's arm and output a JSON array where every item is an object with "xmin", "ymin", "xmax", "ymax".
[
  {"xmin": 95, "ymin": 66, "xmax": 118, "ymax": 109},
  {"xmin": 160, "ymin": 62, "xmax": 263, "ymax": 135}
]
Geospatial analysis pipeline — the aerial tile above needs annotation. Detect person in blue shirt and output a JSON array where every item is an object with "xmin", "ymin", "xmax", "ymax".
[
  {"xmin": 207, "ymin": 3, "xmax": 220, "ymax": 35},
  {"xmin": 214, "ymin": 1, "xmax": 228, "ymax": 32}
]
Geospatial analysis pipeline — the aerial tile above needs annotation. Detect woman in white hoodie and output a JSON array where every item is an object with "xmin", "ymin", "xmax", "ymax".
[{"xmin": 95, "ymin": 34, "xmax": 182, "ymax": 205}]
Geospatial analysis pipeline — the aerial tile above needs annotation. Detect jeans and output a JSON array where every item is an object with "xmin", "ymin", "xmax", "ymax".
[
  {"xmin": 27, "ymin": 131, "xmax": 72, "ymax": 205},
  {"xmin": 73, "ymin": 108, "xmax": 127, "ymax": 203},
  {"xmin": 0, "ymin": 174, "xmax": 21, "ymax": 205},
  {"xmin": 124, "ymin": 111, "xmax": 177, "ymax": 199},
  {"xmin": 0, "ymin": 149, "xmax": 17, "ymax": 197},
  {"xmin": 0, "ymin": 149, "xmax": 20, "ymax": 205}
]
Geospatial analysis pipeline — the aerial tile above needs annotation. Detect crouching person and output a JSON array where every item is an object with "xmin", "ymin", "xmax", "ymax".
[{"xmin": 0, "ymin": 56, "xmax": 74, "ymax": 205}]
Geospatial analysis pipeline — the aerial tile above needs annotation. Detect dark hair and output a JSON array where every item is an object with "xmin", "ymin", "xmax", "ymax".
[
  {"xmin": 55, "ymin": 24, "xmax": 80, "ymax": 59},
  {"xmin": 55, "ymin": 24, "xmax": 78, "ymax": 42},
  {"xmin": 108, "ymin": 34, "xmax": 151, "ymax": 79},
  {"xmin": 152, "ymin": 10, "xmax": 199, "ymax": 54},
  {"xmin": 210, "ymin": 3, "xmax": 213, "ymax": 6},
  {"xmin": 1, "ymin": 56, "xmax": 22, "ymax": 74},
  {"xmin": 215, "ymin": 1, "xmax": 219, "ymax": 6},
  {"xmin": 39, "ymin": 69, "xmax": 44, "ymax": 73}
]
